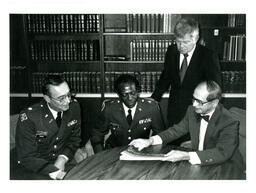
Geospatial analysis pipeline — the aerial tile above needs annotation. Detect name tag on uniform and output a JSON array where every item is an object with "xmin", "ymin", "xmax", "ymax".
[
  {"xmin": 67, "ymin": 120, "xmax": 78, "ymax": 127},
  {"xmin": 36, "ymin": 131, "xmax": 48, "ymax": 138},
  {"xmin": 139, "ymin": 118, "xmax": 152, "ymax": 124}
]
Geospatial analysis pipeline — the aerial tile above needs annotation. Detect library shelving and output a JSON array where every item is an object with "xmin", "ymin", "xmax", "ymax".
[{"xmin": 10, "ymin": 14, "xmax": 246, "ymax": 111}]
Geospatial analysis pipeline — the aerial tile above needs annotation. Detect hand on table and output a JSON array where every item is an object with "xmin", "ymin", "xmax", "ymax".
[
  {"xmin": 129, "ymin": 138, "xmax": 153, "ymax": 151},
  {"xmin": 85, "ymin": 139, "xmax": 94, "ymax": 157},
  {"xmin": 162, "ymin": 150, "xmax": 190, "ymax": 162}
]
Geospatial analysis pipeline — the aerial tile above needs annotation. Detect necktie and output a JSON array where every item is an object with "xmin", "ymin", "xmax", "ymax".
[
  {"xmin": 126, "ymin": 109, "xmax": 132, "ymax": 125},
  {"xmin": 179, "ymin": 53, "xmax": 188, "ymax": 83},
  {"xmin": 56, "ymin": 112, "xmax": 62, "ymax": 127},
  {"xmin": 199, "ymin": 114, "xmax": 210, "ymax": 122}
]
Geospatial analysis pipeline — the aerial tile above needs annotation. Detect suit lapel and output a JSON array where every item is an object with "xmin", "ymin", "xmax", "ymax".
[
  {"xmin": 130, "ymin": 100, "xmax": 143, "ymax": 128},
  {"xmin": 191, "ymin": 111, "xmax": 201, "ymax": 150},
  {"xmin": 117, "ymin": 102, "xmax": 130, "ymax": 128},
  {"xmin": 181, "ymin": 45, "xmax": 200, "ymax": 84},
  {"xmin": 203, "ymin": 105, "xmax": 221, "ymax": 149},
  {"xmin": 41, "ymin": 100, "xmax": 60, "ymax": 137},
  {"xmin": 57, "ymin": 108, "xmax": 71, "ymax": 136}
]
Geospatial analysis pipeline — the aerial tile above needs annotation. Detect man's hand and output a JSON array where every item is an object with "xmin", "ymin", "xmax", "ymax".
[
  {"xmin": 54, "ymin": 156, "xmax": 67, "ymax": 171},
  {"xmin": 129, "ymin": 138, "xmax": 153, "ymax": 151},
  {"xmin": 85, "ymin": 139, "xmax": 94, "ymax": 157},
  {"xmin": 162, "ymin": 150, "xmax": 190, "ymax": 162}
]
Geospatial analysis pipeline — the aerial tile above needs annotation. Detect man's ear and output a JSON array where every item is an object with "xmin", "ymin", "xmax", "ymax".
[
  {"xmin": 43, "ymin": 95, "xmax": 51, "ymax": 103},
  {"xmin": 212, "ymin": 99, "xmax": 219, "ymax": 108}
]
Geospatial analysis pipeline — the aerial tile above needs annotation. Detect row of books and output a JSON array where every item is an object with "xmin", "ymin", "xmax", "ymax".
[
  {"xmin": 227, "ymin": 14, "xmax": 246, "ymax": 27},
  {"xmin": 32, "ymin": 72, "xmax": 101, "ymax": 93},
  {"xmin": 30, "ymin": 71, "xmax": 245, "ymax": 94},
  {"xmin": 126, "ymin": 14, "xmax": 181, "ymax": 33},
  {"xmin": 104, "ymin": 71, "xmax": 163, "ymax": 93},
  {"xmin": 10, "ymin": 66, "xmax": 28, "ymax": 93},
  {"xmin": 223, "ymin": 34, "xmax": 246, "ymax": 61},
  {"xmin": 30, "ymin": 40, "xmax": 100, "ymax": 61},
  {"xmin": 130, "ymin": 39, "xmax": 174, "ymax": 61},
  {"xmin": 221, "ymin": 71, "xmax": 246, "ymax": 93},
  {"xmin": 31, "ymin": 71, "xmax": 162, "ymax": 93},
  {"xmin": 26, "ymin": 14, "xmax": 100, "ymax": 34}
]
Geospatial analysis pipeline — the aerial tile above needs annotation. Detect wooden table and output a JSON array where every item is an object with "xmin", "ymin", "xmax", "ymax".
[{"xmin": 65, "ymin": 146, "xmax": 245, "ymax": 180}]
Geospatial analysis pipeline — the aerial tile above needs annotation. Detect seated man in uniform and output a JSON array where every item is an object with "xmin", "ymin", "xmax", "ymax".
[
  {"xmin": 90, "ymin": 74, "xmax": 166, "ymax": 153},
  {"xmin": 130, "ymin": 80, "xmax": 244, "ymax": 170},
  {"xmin": 13, "ymin": 75, "xmax": 82, "ymax": 180}
]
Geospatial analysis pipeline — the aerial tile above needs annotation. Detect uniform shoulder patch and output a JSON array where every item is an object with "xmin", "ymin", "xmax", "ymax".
[
  {"xmin": 20, "ymin": 113, "xmax": 28, "ymax": 122},
  {"xmin": 101, "ymin": 99, "xmax": 112, "ymax": 112},
  {"xmin": 73, "ymin": 98, "xmax": 78, "ymax": 102},
  {"xmin": 142, "ymin": 98, "xmax": 157, "ymax": 104}
]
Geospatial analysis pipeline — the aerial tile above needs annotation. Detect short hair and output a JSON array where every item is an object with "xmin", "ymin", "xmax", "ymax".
[
  {"xmin": 174, "ymin": 18, "xmax": 199, "ymax": 39},
  {"xmin": 205, "ymin": 80, "xmax": 222, "ymax": 101},
  {"xmin": 114, "ymin": 74, "xmax": 140, "ymax": 94},
  {"xmin": 42, "ymin": 74, "xmax": 66, "ymax": 96}
]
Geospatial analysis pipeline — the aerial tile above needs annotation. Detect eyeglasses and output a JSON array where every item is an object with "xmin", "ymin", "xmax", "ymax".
[
  {"xmin": 192, "ymin": 96, "xmax": 216, "ymax": 106},
  {"xmin": 50, "ymin": 92, "xmax": 74, "ymax": 103}
]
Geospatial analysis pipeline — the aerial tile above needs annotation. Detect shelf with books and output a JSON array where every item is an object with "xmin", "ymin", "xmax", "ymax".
[
  {"xmin": 11, "ymin": 14, "xmax": 104, "ymax": 97},
  {"xmin": 30, "ymin": 93, "xmax": 102, "ymax": 98},
  {"xmin": 30, "ymin": 33, "xmax": 101, "ymax": 41},
  {"xmin": 103, "ymin": 33, "xmax": 174, "ymax": 36},
  {"xmin": 104, "ymin": 93, "xmax": 246, "ymax": 98}
]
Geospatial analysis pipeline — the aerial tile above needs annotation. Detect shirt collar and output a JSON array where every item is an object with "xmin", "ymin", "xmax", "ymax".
[
  {"xmin": 180, "ymin": 44, "xmax": 196, "ymax": 59},
  {"xmin": 47, "ymin": 103, "xmax": 61, "ymax": 119},
  {"xmin": 201, "ymin": 108, "xmax": 215, "ymax": 120},
  {"xmin": 122, "ymin": 102, "xmax": 137, "ymax": 115}
]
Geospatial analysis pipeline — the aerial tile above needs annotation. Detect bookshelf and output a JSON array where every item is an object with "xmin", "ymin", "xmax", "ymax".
[{"xmin": 10, "ymin": 14, "xmax": 246, "ymax": 108}]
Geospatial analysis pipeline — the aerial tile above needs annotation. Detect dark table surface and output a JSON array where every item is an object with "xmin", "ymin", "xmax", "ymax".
[{"xmin": 65, "ymin": 146, "xmax": 246, "ymax": 180}]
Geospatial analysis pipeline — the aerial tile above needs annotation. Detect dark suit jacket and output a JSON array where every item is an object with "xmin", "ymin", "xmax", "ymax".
[
  {"xmin": 158, "ymin": 104, "xmax": 244, "ymax": 168},
  {"xmin": 15, "ymin": 99, "xmax": 81, "ymax": 175},
  {"xmin": 152, "ymin": 44, "xmax": 221, "ymax": 125},
  {"xmin": 91, "ymin": 98, "xmax": 165, "ymax": 153}
]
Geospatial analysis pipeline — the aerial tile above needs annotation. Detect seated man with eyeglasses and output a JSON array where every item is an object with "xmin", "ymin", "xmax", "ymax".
[
  {"xmin": 13, "ymin": 75, "xmax": 82, "ymax": 180},
  {"xmin": 130, "ymin": 80, "xmax": 244, "ymax": 170},
  {"xmin": 90, "ymin": 74, "xmax": 166, "ymax": 153}
]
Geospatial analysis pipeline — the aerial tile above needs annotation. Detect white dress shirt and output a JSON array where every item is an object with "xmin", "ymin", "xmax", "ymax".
[{"xmin": 122, "ymin": 102, "xmax": 138, "ymax": 119}]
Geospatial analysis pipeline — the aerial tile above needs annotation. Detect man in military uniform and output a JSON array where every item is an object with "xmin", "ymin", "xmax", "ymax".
[
  {"xmin": 12, "ymin": 75, "xmax": 81, "ymax": 180},
  {"xmin": 91, "ymin": 74, "xmax": 166, "ymax": 153}
]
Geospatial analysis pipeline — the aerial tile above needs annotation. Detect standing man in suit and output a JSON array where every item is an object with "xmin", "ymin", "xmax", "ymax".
[
  {"xmin": 130, "ymin": 81, "xmax": 244, "ymax": 169},
  {"xmin": 90, "ymin": 74, "xmax": 165, "ymax": 153},
  {"xmin": 151, "ymin": 18, "xmax": 221, "ymax": 144},
  {"xmin": 13, "ymin": 75, "xmax": 82, "ymax": 180}
]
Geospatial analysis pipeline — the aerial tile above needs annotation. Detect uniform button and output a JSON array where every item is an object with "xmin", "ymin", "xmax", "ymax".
[
  {"xmin": 56, "ymin": 137, "xmax": 59, "ymax": 140},
  {"xmin": 128, "ymin": 137, "xmax": 131, "ymax": 140},
  {"xmin": 54, "ymin": 145, "xmax": 57, "ymax": 149},
  {"xmin": 128, "ymin": 129, "xmax": 131, "ymax": 133},
  {"xmin": 144, "ymin": 127, "xmax": 146, "ymax": 130},
  {"xmin": 113, "ymin": 127, "xmax": 116, "ymax": 130},
  {"xmin": 52, "ymin": 153, "xmax": 56, "ymax": 156},
  {"xmin": 17, "ymin": 161, "xmax": 21, "ymax": 164}
]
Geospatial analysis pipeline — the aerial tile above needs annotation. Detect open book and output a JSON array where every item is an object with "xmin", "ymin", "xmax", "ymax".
[{"xmin": 120, "ymin": 145, "xmax": 171, "ymax": 161}]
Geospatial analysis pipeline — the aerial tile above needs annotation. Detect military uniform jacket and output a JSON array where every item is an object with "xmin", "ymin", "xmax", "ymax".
[
  {"xmin": 158, "ymin": 104, "xmax": 243, "ymax": 168},
  {"xmin": 15, "ymin": 99, "xmax": 81, "ymax": 175},
  {"xmin": 91, "ymin": 98, "xmax": 165, "ymax": 153}
]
